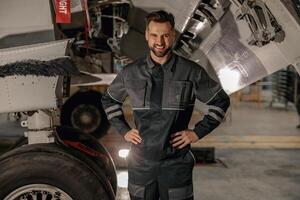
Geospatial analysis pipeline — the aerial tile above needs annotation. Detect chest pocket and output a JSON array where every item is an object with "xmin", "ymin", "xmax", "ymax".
[
  {"xmin": 125, "ymin": 80, "xmax": 147, "ymax": 108},
  {"xmin": 168, "ymin": 81, "xmax": 192, "ymax": 109}
]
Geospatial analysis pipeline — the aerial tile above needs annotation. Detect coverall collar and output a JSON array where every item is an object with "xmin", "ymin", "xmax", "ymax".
[{"xmin": 146, "ymin": 52, "xmax": 176, "ymax": 72}]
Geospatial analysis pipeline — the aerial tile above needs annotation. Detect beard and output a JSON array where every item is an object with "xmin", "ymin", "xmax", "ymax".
[{"xmin": 150, "ymin": 45, "xmax": 171, "ymax": 57}]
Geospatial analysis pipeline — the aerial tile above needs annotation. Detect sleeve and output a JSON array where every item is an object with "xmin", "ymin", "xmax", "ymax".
[
  {"xmin": 193, "ymin": 68, "xmax": 230, "ymax": 139},
  {"xmin": 101, "ymin": 69, "xmax": 131, "ymax": 136}
]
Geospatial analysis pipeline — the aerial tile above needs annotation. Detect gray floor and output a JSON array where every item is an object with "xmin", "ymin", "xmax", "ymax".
[
  {"xmin": 192, "ymin": 149, "xmax": 300, "ymax": 200},
  {"xmin": 1, "ymin": 102, "xmax": 300, "ymax": 200}
]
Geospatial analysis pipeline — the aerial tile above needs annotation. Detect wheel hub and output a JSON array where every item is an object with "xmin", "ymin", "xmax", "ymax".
[
  {"xmin": 4, "ymin": 184, "xmax": 73, "ymax": 200},
  {"xmin": 71, "ymin": 104, "xmax": 101, "ymax": 134}
]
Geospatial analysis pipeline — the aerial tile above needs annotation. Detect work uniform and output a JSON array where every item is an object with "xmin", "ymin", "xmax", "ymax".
[{"xmin": 101, "ymin": 53, "xmax": 230, "ymax": 200}]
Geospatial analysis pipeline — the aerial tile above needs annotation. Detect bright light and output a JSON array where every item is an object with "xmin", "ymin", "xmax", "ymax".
[
  {"xmin": 117, "ymin": 171, "xmax": 128, "ymax": 188},
  {"xmin": 118, "ymin": 149, "xmax": 130, "ymax": 158},
  {"xmin": 218, "ymin": 67, "xmax": 241, "ymax": 93}
]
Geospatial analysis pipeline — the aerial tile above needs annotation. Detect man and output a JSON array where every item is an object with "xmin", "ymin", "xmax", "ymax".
[{"xmin": 101, "ymin": 10, "xmax": 230, "ymax": 200}]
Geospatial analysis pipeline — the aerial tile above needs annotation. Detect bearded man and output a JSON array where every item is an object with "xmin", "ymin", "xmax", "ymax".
[{"xmin": 102, "ymin": 10, "xmax": 230, "ymax": 200}]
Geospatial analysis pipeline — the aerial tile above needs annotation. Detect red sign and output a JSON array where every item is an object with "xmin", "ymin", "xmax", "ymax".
[{"xmin": 56, "ymin": 0, "xmax": 71, "ymax": 24}]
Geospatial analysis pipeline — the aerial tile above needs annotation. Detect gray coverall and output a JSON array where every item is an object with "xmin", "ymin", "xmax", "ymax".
[{"xmin": 101, "ymin": 53, "xmax": 230, "ymax": 200}]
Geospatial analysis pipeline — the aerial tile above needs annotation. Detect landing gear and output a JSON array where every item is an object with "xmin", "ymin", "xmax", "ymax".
[
  {"xmin": 0, "ymin": 143, "xmax": 113, "ymax": 200},
  {"xmin": 1, "ymin": 127, "xmax": 117, "ymax": 200}
]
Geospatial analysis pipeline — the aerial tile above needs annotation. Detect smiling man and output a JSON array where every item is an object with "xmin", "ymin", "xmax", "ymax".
[{"xmin": 101, "ymin": 10, "xmax": 230, "ymax": 200}]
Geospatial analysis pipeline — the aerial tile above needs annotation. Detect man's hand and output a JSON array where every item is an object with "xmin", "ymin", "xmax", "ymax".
[
  {"xmin": 124, "ymin": 129, "xmax": 142, "ymax": 145},
  {"xmin": 170, "ymin": 130, "xmax": 199, "ymax": 149}
]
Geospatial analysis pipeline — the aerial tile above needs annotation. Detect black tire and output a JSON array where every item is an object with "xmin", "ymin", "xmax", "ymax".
[
  {"xmin": 0, "ymin": 143, "xmax": 113, "ymax": 200},
  {"xmin": 61, "ymin": 91, "xmax": 110, "ymax": 138},
  {"xmin": 56, "ymin": 126, "xmax": 118, "ymax": 194},
  {"xmin": 8, "ymin": 136, "xmax": 27, "ymax": 150},
  {"xmin": 8, "ymin": 127, "xmax": 118, "ymax": 195}
]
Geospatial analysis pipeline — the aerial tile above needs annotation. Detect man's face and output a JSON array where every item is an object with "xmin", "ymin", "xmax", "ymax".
[{"xmin": 145, "ymin": 21, "xmax": 175, "ymax": 58}]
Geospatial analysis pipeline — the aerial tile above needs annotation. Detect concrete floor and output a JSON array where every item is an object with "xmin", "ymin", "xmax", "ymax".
[{"xmin": 1, "ymin": 102, "xmax": 300, "ymax": 199}]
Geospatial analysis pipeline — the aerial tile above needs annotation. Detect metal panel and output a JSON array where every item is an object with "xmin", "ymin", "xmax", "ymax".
[
  {"xmin": 196, "ymin": 0, "xmax": 300, "ymax": 94},
  {"xmin": 0, "ymin": 40, "xmax": 69, "ymax": 113},
  {"xmin": 0, "ymin": 75, "xmax": 58, "ymax": 113},
  {"xmin": 0, "ymin": 0, "xmax": 55, "ymax": 48},
  {"xmin": 0, "ymin": 40, "xmax": 69, "ymax": 66},
  {"xmin": 0, "ymin": 30, "xmax": 56, "ymax": 49}
]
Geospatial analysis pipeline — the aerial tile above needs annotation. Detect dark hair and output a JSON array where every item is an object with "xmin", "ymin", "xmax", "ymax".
[{"xmin": 146, "ymin": 10, "xmax": 175, "ymax": 29}]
